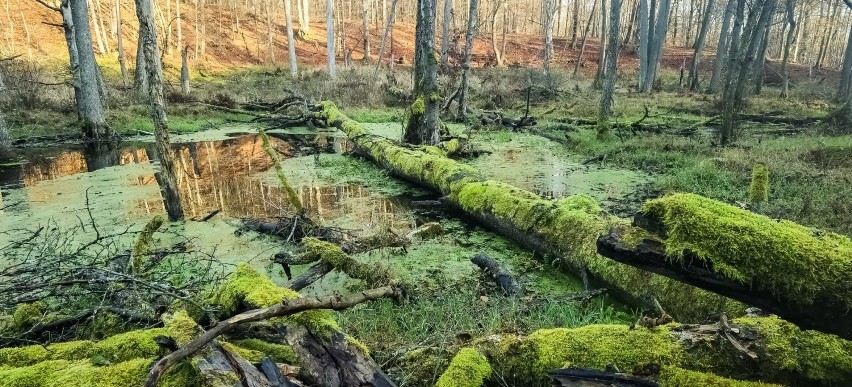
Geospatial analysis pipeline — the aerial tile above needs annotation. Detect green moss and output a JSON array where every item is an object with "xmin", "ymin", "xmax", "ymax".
[
  {"xmin": 301, "ymin": 237, "xmax": 391, "ymax": 286},
  {"xmin": 131, "ymin": 215, "xmax": 164, "ymax": 272},
  {"xmin": 660, "ymin": 366, "xmax": 780, "ymax": 387},
  {"xmin": 642, "ymin": 193, "xmax": 852, "ymax": 309},
  {"xmin": 435, "ymin": 347, "xmax": 492, "ymax": 387},
  {"xmin": 211, "ymin": 263, "xmax": 339, "ymax": 335},
  {"xmin": 0, "ymin": 357, "xmax": 198, "ymax": 387},
  {"xmin": 232, "ymin": 339, "xmax": 297, "ymax": 364},
  {"xmin": 90, "ymin": 327, "xmax": 170, "ymax": 364},
  {"xmin": 491, "ymin": 324, "xmax": 682, "ymax": 384},
  {"xmin": 12, "ymin": 302, "xmax": 45, "ymax": 330},
  {"xmin": 410, "ymin": 96, "xmax": 426, "ymax": 115},
  {"xmin": 221, "ymin": 342, "xmax": 265, "ymax": 362},
  {"xmin": 163, "ymin": 310, "xmax": 200, "ymax": 346},
  {"xmin": 733, "ymin": 316, "xmax": 852, "ymax": 383},
  {"xmin": 748, "ymin": 163, "xmax": 769, "ymax": 205}
]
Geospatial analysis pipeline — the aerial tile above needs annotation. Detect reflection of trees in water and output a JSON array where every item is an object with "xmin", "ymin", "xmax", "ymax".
[{"xmin": 300, "ymin": 184, "xmax": 414, "ymax": 235}]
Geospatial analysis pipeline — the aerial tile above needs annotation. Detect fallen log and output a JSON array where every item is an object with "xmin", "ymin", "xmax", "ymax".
[
  {"xmin": 310, "ymin": 101, "xmax": 741, "ymax": 321},
  {"xmin": 478, "ymin": 315, "xmax": 850, "ymax": 386},
  {"xmin": 597, "ymin": 193, "xmax": 852, "ymax": 340},
  {"xmin": 549, "ymin": 368, "xmax": 658, "ymax": 387},
  {"xmin": 471, "ymin": 253, "xmax": 523, "ymax": 296},
  {"xmin": 146, "ymin": 263, "xmax": 399, "ymax": 386}
]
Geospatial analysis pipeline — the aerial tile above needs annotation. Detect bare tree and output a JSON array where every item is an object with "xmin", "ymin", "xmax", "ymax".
[
  {"xmin": 599, "ymin": 0, "xmax": 623, "ymax": 129},
  {"xmin": 181, "ymin": 46, "xmax": 191, "ymax": 95},
  {"xmin": 688, "ymin": 0, "xmax": 715, "ymax": 90},
  {"xmin": 709, "ymin": 0, "xmax": 737, "ymax": 92},
  {"xmin": 135, "ymin": 0, "xmax": 184, "ymax": 220},
  {"xmin": 779, "ymin": 0, "xmax": 797, "ymax": 98},
  {"xmin": 440, "ymin": 0, "xmax": 452, "ymax": 66},
  {"xmin": 403, "ymin": 0, "xmax": 440, "ymax": 145},
  {"xmin": 362, "ymin": 0, "xmax": 372, "ymax": 61},
  {"xmin": 116, "ymin": 0, "xmax": 128, "ymax": 88},
  {"xmin": 490, "ymin": 1, "xmax": 506, "ymax": 66},
  {"xmin": 327, "ymin": 0, "xmax": 336, "ymax": 79},
  {"xmin": 376, "ymin": 0, "xmax": 400, "ymax": 68},
  {"xmin": 285, "ymin": 0, "xmax": 298, "ymax": 76},
  {"xmin": 543, "ymin": 0, "xmax": 558, "ymax": 75},
  {"xmin": 836, "ymin": 0, "xmax": 852, "ymax": 101},
  {"xmin": 638, "ymin": 0, "xmax": 672, "ymax": 92},
  {"xmin": 573, "ymin": 0, "xmax": 598, "ymax": 76},
  {"xmin": 458, "ymin": 0, "xmax": 478, "ymax": 119},
  {"xmin": 71, "ymin": 0, "xmax": 111, "ymax": 139}
]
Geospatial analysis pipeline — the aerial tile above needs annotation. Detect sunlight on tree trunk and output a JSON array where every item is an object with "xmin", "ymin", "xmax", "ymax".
[
  {"xmin": 71, "ymin": 0, "xmax": 111, "ymax": 139},
  {"xmin": 285, "ymin": 0, "xmax": 298, "ymax": 76},
  {"xmin": 327, "ymin": 0, "xmax": 336, "ymax": 78}
]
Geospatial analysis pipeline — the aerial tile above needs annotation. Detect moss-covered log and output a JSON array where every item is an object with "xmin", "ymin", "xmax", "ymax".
[
  {"xmin": 312, "ymin": 101, "xmax": 741, "ymax": 321},
  {"xmin": 597, "ymin": 193, "xmax": 852, "ymax": 340},
  {"xmin": 478, "ymin": 316, "xmax": 851, "ymax": 386}
]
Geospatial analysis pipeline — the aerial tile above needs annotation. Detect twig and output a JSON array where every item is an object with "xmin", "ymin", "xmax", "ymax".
[{"xmin": 144, "ymin": 286, "xmax": 399, "ymax": 386}]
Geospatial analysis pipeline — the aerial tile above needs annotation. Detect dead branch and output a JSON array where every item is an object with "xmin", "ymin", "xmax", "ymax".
[{"xmin": 144, "ymin": 286, "xmax": 399, "ymax": 386}]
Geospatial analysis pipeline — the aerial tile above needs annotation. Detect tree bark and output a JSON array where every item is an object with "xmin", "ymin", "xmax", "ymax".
[
  {"xmin": 573, "ymin": 0, "xmax": 598, "ymax": 76},
  {"xmin": 134, "ymin": 4, "xmax": 148, "ymax": 92},
  {"xmin": 688, "ymin": 0, "xmax": 714, "ymax": 91},
  {"xmin": 440, "ymin": 0, "xmax": 451, "ymax": 66},
  {"xmin": 376, "ymin": 0, "xmax": 400, "ymax": 68},
  {"xmin": 0, "ymin": 108, "xmax": 10, "ymax": 161},
  {"xmin": 543, "ymin": 0, "xmax": 558, "ymax": 76},
  {"xmin": 471, "ymin": 253, "xmax": 523, "ymax": 295},
  {"xmin": 59, "ymin": 0, "xmax": 83, "ymax": 117},
  {"xmin": 592, "ymin": 0, "xmax": 607, "ymax": 89},
  {"xmin": 362, "ymin": 0, "xmax": 372, "ymax": 61},
  {"xmin": 71, "ymin": 0, "xmax": 111, "ymax": 139},
  {"xmin": 457, "ymin": 0, "xmax": 478, "ymax": 119},
  {"xmin": 284, "ymin": 0, "xmax": 298, "ymax": 76},
  {"xmin": 116, "ymin": 0, "xmax": 128, "ymax": 88},
  {"xmin": 135, "ymin": 0, "xmax": 184, "ymax": 221},
  {"xmin": 180, "ymin": 46, "xmax": 190, "ymax": 95},
  {"xmin": 403, "ymin": 0, "xmax": 440, "ymax": 145},
  {"xmin": 327, "ymin": 0, "xmax": 336, "ymax": 79},
  {"xmin": 599, "ymin": 0, "xmax": 622, "ymax": 123}
]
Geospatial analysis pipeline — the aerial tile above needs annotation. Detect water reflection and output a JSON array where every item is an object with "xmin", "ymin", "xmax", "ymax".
[{"xmin": 0, "ymin": 134, "xmax": 413, "ymax": 236}]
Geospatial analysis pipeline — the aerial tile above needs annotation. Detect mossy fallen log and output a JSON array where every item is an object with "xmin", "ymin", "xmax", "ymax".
[
  {"xmin": 312, "ymin": 101, "xmax": 741, "ymax": 321},
  {"xmin": 597, "ymin": 193, "xmax": 852, "ymax": 339},
  {"xmin": 477, "ymin": 316, "xmax": 851, "ymax": 386}
]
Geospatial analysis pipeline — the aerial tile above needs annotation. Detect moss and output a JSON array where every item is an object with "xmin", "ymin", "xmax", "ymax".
[
  {"xmin": 232, "ymin": 339, "xmax": 297, "ymax": 364},
  {"xmin": 132, "ymin": 215, "xmax": 164, "ymax": 271},
  {"xmin": 0, "ymin": 357, "xmax": 198, "ymax": 387},
  {"xmin": 435, "ymin": 347, "xmax": 492, "ymax": 387},
  {"xmin": 12, "ymin": 302, "xmax": 45, "ymax": 330},
  {"xmin": 642, "ymin": 193, "xmax": 852, "ymax": 310},
  {"xmin": 211, "ymin": 263, "xmax": 339, "ymax": 335},
  {"xmin": 660, "ymin": 366, "xmax": 780, "ymax": 387},
  {"xmin": 733, "ymin": 316, "xmax": 852, "ymax": 383},
  {"xmin": 221, "ymin": 342, "xmax": 265, "ymax": 362},
  {"xmin": 748, "ymin": 163, "xmax": 769, "ymax": 205},
  {"xmin": 90, "ymin": 327, "xmax": 170, "ymax": 364},
  {"xmin": 301, "ymin": 237, "xmax": 392, "ymax": 286},
  {"xmin": 410, "ymin": 96, "xmax": 426, "ymax": 115},
  {"xmin": 163, "ymin": 310, "xmax": 200, "ymax": 346}
]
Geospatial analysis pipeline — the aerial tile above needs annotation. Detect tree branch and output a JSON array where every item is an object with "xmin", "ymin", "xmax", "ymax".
[{"xmin": 145, "ymin": 286, "xmax": 399, "ymax": 386}]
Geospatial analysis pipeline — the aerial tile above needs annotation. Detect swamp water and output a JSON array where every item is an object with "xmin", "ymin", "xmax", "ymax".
[{"xmin": 0, "ymin": 124, "xmax": 642, "ymax": 384}]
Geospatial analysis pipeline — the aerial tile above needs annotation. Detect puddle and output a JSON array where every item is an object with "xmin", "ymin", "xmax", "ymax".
[{"xmin": 467, "ymin": 131, "xmax": 650, "ymax": 211}]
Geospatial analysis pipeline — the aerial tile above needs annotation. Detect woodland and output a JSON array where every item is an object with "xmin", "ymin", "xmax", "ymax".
[{"xmin": 0, "ymin": 0, "xmax": 851, "ymax": 386}]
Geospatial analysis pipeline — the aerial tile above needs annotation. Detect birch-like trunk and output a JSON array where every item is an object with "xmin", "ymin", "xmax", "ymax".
[
  {"xmin": 543, "ymin": 0, "xmax": 558, "ymax": 76},
  {"xmin": 71, "ymin": 0, "xmax": 110, "ymax": 139},
  {"xmin": 780, "ymin": 0, "xmax": 797, "ymax": 98},
  {"xmin": 362, "ymin": 0, "xmax": 371, "ymax": 61},
  {"xmin": 60, "ymin": 1, "xmax": 83, "ymax": 116},
  {"xmin": 181, "ymin": 46, "xmax": 191, "ymax": 94},
  {"xmin": 376, "ymin": 0, "xmax": 400, "ymax": 67},
  {"xmin": 458, "ymin": 0, "xmax": 478, "ymax": 119},
  {"xmin": 592, "ymin": 0, "xmax": 607, "ymax": 88},
  {"xmin": 327, "ymin": 0, "xmax": 336, "ymax": 78},
  {"xmin": 637, "ymin": 0, "xmax": 649, "ymax": 89},
  {"xmin": 599, "ymin": 0, "xmax": 623, "ymax": 127},
  {"xmin": 116, "ymin": 0, "xmax": 128, "ymax": 88},
  {"xmin": 439, "ymin": 0, "xmax": 451, "ymax": 66},
  {"xmin": 285, "ymin": 0, "xmax": 298, "ymax": 76},
  {"xmin": 135, "ymin": 0, "xmax": 184, "ymax": 221},
  {"xmin": 688, "ymin": 0, "xmax": 715, "ymax": 90}
]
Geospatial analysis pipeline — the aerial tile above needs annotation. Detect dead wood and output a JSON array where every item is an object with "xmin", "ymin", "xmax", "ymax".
[
  {"xmin": 550, "ymin": 368, "xmax": 659, "ymax": 386},
  {"xmin": 471, "ymin": 253, "xmax": 523, "ymax": 296},
  {"xmin": 145, "ymin": 286, "xmax": 399, "ymax": 386}
]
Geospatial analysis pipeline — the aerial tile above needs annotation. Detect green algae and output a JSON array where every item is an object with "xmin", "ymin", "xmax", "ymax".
[
  {"xmin": 642, "ymin": 193, "xmax": 852, "ymax": 310},
  {"xmin": 435, "ymin": 347, "xmax": 492, "ymax": 387}
]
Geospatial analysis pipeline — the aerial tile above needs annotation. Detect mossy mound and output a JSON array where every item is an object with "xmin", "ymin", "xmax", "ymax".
[
  {"xmin": 643, "ymin": 193, "xmax": 852, "ymax": 310},
  {"xmin": 210, "ymin": 263, "xmax": 339, "ymax": 335},
  {"xmin": 0, "ymin": 358, "xmax": 198, "ymax": 387},
  {"xmin": 435, "ymin": 347, "xmax": 492, "ymax": 387},
  {"xmin": 229, "ymin": 339, "xmax": 297, "ymax": 364}
]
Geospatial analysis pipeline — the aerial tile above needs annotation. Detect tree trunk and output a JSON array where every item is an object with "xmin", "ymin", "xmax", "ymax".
[
  {"xmin": 60, "ymin": 1, "xmax": 83, "ymax": 117},
  {"xmin": 599, "ymin": 0, "xmax": 622, "ymax": 125},
  {"xmin": 135, "ymin": 0, "xmax": 184, "ymax": 221},
  {"xmin": 71, "ymin": 0, "xmax": 111, "ymax": 139},
  {"xmin": 709, "ymin": 0, "xmax": 735, "ymax": 92},
  {"xmin": 570, "ymin": 0, "xmax": 580, "ymax": 48},
  {"xmin": 752, "ymin": 24, "xmax": 771, "ymax": 95},
  {"xmin": 641, "ymin": 0, "xmax": 672, "ymax": 92},
  {"xmin": 327, "ymin": 0, "xmax": 336, "ymax": 79},
  {"xmin": 285, "ymin": 0, "xmax": 298, "ymax": 76},
  {"xmin": 134, "ymin": 10, "xmax": 148, "ymax": 93},
  {"xmin": 116, "ymin": 0, "xmax": 128, "ymax": 88},
  {"xmin": 543, "ymin": 0, "xmax": 558, "ymax": 75},
  {"xmin": 638, "ymin": 0, "xmax": 650, "ymax": 88},
  {"xmin": 316, "ymin": 102, "xmax": 743, "ymax": 322},
  {"xmin": 440, "ymin": 0, "xmax": 451, "ymax": 66},
  {"xmin": 490, "ymin": 1, "xmax": 506, "ymax": 66},
  {"xmin": 180, "ymin": 46, "xmax": 190, "ymax": 94},
  {"xmin": 592, "ymin": 0, "xmax": 607, "ymax": 89},
  {"xmin": 0, "ymin": 109, "xmax": 10, "ymax": 161},
  {"xmin": 457, "ymin": 0, "xmax": 478, "ymax": 119},
  {"xmin": 687, "ymin": 0, "xmax": 714, "ymax": 90},
  {"xmin": 376, "ymin": 0, "xmax": 400, "ymax": 67},
  {"xmin": 574, "ymin": 0, "xmax": 599, "ymax": 76},
  {"xmin": 403, "ymin": 0, "xmax": 440, "ymax": 145},
  {"xmin": 362, "ymin": 0, "xmax": 371, "ymax": 61}
]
